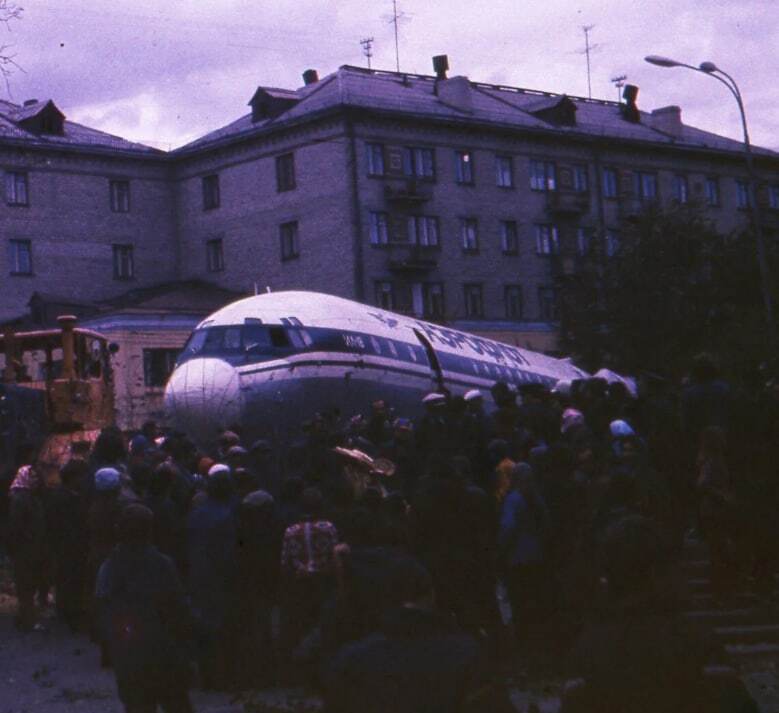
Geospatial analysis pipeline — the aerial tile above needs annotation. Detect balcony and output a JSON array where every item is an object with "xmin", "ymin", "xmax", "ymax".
[
  {"xmin": 383, "ymin": 180, "xmax": 431, "ymax": 205},
  {"xmin": 386, "ymin": 244, "xmax": 439, "ymax": 273},
  {"xmin": 546, "ymin": 190, "xmax": 590, "ymax": 216}
]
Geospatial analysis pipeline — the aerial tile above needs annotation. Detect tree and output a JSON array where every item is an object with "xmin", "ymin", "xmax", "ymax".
[
  {"xmin": 563, "ymin": 202, "xmax": 777, "ymax": 380},
  {"xmin": 0, "ymin": 1, "xmax": 23, "ymax": 90}
]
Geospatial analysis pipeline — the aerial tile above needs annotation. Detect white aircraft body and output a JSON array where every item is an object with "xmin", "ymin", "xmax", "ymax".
[{"xmin": 164, "ymin": 291, "xmax": 590, "ymax": 445}]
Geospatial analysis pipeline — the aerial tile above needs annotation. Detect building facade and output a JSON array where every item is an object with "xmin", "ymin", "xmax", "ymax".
[{"xmin": 3, "ymin": 61, "xmax": 779, "ymax": 360}]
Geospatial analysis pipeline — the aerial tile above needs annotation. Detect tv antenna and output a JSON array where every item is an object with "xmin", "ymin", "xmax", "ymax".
[
  {"xmin": 360, "ymin": 37, "xmax": 374, "ymax": 69},
  {"xmin": 383, "ymin": 0, "xmax": 412, "ymax": 72},
  {"xmin": 611, "ymin": 74, "xmax": 627, "ymax": 102},
  {"xmin": 578, "ymin": 24, "xmax": 602, "ymax": 99}
]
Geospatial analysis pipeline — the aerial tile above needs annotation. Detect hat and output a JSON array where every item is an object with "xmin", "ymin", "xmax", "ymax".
[
  {"xmin": 250, "ymin": 439, "xmax": 272, "ymax": 454},
  {"xmin": 129, "ymin": 434, "xmax": 150, "ymax": 456},
  {"xmin": 94, "ymin": 467, "xmax": 121, "ymax": 492},
  {"xmin": 207, "ymin": 463, "xmax": 231, "ymax": 478},
  {"xmin": 242, "ymin": 489, "xmax": 274, "ymax": 508},
  {"xmin": 422, "ymin": 392, "xmax": 446, "ymax": 405},
  {"xmin": 197, "ymin": 456, "xmax": 215, "ymax": 477},
  {"xmin": 464, "ymin": 389, "xmax": 483, "ymax": 402},
  {"xmin": 561, "ymin": 408, "xmax": 584, "ymax": 434},
  {"xmin": 227, "ymin": 445, "xmax": 248, "ymax": 457},
  {"xmin": 609, "ymin": 420, "xmax": 635, "ymax": 438},
  {"xmin": 218, "ymin": 430, "xmax": 240, "ymax": 447},
  {"xmin": 371, "ymin": 457, "xmax": 396, "ymax": 478},
  {"xmin": 552, "ymin": 379, "xmax": 572, "ymax": 397}
]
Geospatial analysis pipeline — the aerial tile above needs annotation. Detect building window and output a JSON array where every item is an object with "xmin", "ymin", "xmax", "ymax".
[
  {"xmin": 366, "ymin": 143, "xmax": 385, "ymax": 176},
  {"xmin": 605, "ymin": 229, "xmax": 621, "ymax": 258},
  {"xmin": 500, "ymin": 220, "xmax": 519, "ymax": 254},
  {"xmin": 202, "ymin": 174, "xmax": 220, "ymax": 210},
  {"xmin": 5, "ymin": 171, "xmax": 28, "ymax": 206},
  {"xmin": 369, "ymin": 211, "xmax": 389, "ymax": 245},
  {"xmin": 530, "ymin": 160, "xmax": 556, "ymax": 191},
  {"xmin": 423, "ymin": 282, "xmax": 445, "ymax": 319},
  {"xmin": 407, "ymin": 215, "xmax": 439, "ymax": 246},
  {"xmin": 375, "ymin": 281, "xmax": 395, "ymax": 310},
  {"xmin": 736, "ymin": 179, "xmax": 751, "ymax": 208},
  {"xmin": 109, "ymin": 180, "xmax": 130, "ymax": 213},
  {"xmin": 573, "ymin": 164, "xmax": 589, "ymax": 192},
  {"xmin": 504, "ymin": 285, "xmax": 523, "ymax": 320},
  {"xmin": 535, "ymin": 224, "xmax": 559, "ymax": 255},
  {"xmin": 705, "ymin": 177, "xmax": 720, "ymax": 206},
  {"xmin": 454, "ymin": 150, "xmax": 474, "ymax": 184},
  {"xmin": 276, "ymin": 153, "xmax": 296, "ymax": 192},
  {"xmin": 8, "ymin": 239, "xmax": 32, "ymax": 275},
  {"xmin": 464, "ymin": 284, "xmax": 484, "ymax": 318},
  {"xmin": 206, "ymin": 238, "xmax": 224, "ymax": 272},
  {"xmin": 402, "ymin": 146, "xmax": 435, "ymax": 179},
  {"xmin": 143, "ymin": 349, "xmax": 179, "ymax": 388},
  {"xmin": 280, "ymin": 221, "xmax": 299, "ymax": 260},
  {"xmin": 635, "ymin": 171, "xmax": 658, "ymax": 201},
  {"xmin": 769, "ymin": 185, "xmax": 779, "ymax": 210},
  {"xmin": 602, "ymin": 167, "xmax": 618, "ymax": 199},
  {"xmin": 576, "ymin": 227, "xmax": 593, "ymax": 256},
  {"xmin": 496, "ymin": 155, "xmax": 513, "ymax": 187},
  {"xmin": 672, "ymin": 174, "xmax": 689, "ymax": 203},
  {"xmin": 112, "ymin": 244, "xmax": 134, "ymax": 280},
  {"xmin": 460, "ymin": 217, "xmax": 478, "ymax": 252},
  {"xmin": 538, "ymin": 287, "xmax": 559, "ymax": 321}
]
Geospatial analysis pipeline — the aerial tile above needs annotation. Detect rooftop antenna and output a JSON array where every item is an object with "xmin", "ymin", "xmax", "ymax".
[
  {"xmin": 383, "ymin": 0, "xmax": 412, "ymax": 72},
  {"xmin": 578, "ymin": 24, "xmax": 602, "ymax": 99},
  {"xmin": 360, "ymin": 37, "xmax": 375, "ymax": 69},
  {"xmin": 611, "ymin": 74, "xmax": 627, "ymax": 103}
]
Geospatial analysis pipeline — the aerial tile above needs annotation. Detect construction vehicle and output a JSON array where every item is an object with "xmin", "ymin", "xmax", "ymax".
[{"xmin": 0, "ymin": 315, "xmax": 116, "ymax": 482}]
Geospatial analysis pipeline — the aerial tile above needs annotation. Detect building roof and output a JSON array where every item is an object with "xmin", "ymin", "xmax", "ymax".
[
  {"xmin": 0, "ymin": 98, "xmax": 163, "ymax": 155},
  {"xmin": 175, "ymin": 65, "xmax": 779, "ymax": 160}
]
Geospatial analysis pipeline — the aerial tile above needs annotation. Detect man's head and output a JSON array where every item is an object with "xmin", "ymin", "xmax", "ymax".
[{"xmin": 117, "ymin": 504, "xmax": 153, "ymax": 545}]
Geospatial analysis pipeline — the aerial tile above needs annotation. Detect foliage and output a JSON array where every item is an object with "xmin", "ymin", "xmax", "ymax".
[
  {"xmin": 0, "ymin": 1, "xmax": 23, "ymax": 89},
  {"xmin": 563, "ymin": 202, "xmax": 776, "ymax": 380}
]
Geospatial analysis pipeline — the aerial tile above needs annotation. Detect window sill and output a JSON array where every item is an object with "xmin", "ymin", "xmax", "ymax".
[
  {"xmin": 9, "ymin": 271, "xmax": 34, "ymax": 277},
  {"xmin": 462, "ymin": 249, "xmax": 480, "ymax": 255},
  {"xmin": 113, "ymin": 276, "xmax": 136, "ymax": 282},
  {"xmin": 455, "ymin": 182, "xmax": 475, "ymax": 187},
  {"xmin": 496, "ymin": 184, "xmax": 515, "ymax": 190},
  {"xmin": 203, "ymin": 206, "xmax": 220, "ymax": 212},
  {"xmin": 6, "ymin": 202, "xmax": 30, "ymax": 208},
  {"xmin": 502, "ymin": 251, "xmax": 519, "ymax": 257},
  {"xmin": 110, "ymin": 209, "xmax": 131, "ymax": 214},
  {"xmin": 281, "ymin": 254, "xmax": 300, "ymax": 262},
  {"xmin": 277, "ymin": 186, "xmax": 297, "ymax": 193}
]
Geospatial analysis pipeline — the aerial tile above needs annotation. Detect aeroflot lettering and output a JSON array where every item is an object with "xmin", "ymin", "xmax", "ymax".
[{"xmin": 414, "ymin": 321, "xmax": 530, "ymax": 367}]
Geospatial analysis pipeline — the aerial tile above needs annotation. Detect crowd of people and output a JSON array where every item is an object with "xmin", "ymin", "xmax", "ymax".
[{"xmin": 1, "ymin": 353, "xmax": 777, "ymax": 712}]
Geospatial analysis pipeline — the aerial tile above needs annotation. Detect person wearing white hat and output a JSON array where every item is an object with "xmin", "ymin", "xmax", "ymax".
[
  {"xmin": 422, "ymin": 392, "xmax": 446, "ymax": 406},
  {"xmin": 463, "ymin": 389, "xmax": 483, "ymax": 402}
]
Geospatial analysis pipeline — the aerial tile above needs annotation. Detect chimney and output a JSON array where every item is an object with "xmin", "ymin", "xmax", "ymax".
[
  {"xmin": 432, "ymin": 55, "xmax": 449, "ymax": 80},
  {"xmin": 302, "ymin": 69, "xmax": 319, "ymax": 86},
  {"xmin": 621, "ymin": 84, "xmax": 640, "ymax": 123},
  {"xmin": 650, "ymin": 105, "xmax": 683, "ymax": 137},
  {"xmin": 24, "ymin": 98, "xmax": 38, "ymax": 106}
]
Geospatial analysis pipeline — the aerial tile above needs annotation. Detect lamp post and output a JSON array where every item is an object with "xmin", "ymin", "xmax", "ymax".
[{"xmin": 644, "ymin": 55, "xmax": 775, "ymax": 350}]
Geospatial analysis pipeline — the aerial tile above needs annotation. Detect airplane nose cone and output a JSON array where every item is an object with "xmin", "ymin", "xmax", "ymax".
[{"xmin": 165, "ymin": 358, "xmax": 242, "ymax": 444}]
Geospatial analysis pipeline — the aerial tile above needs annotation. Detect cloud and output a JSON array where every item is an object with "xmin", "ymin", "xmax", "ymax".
[{"xmin": 1, "ymin": 0, "xmax": 776, "ymax": 150}]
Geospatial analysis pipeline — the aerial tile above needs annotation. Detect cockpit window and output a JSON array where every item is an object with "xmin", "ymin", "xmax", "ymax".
[{"xmin": 180, "ymin": 324, "xmax": 297, "ymax": 361}]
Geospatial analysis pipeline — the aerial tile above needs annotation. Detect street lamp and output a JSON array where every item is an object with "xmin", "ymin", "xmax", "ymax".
[{"xmin": 644, "ymin": 54, "xmax": 775, "ymax": 349}]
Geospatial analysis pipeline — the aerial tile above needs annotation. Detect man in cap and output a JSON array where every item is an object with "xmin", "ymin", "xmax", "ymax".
[
  {"xmin": 415, "ymin": 393, "xmax": 448, "ymax": 468},
  {"xmin": 463, "ymin": 390, "xmax": 491, "ymax": 488},
  {"xmin": 96, "ymin": 504, "xmax": 193, "ymax": 713}
]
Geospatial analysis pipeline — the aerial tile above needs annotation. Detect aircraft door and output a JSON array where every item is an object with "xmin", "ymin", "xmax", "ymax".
[{"xmin": 412, "ymin": 329, "xmax": 446, "ymax": 393}]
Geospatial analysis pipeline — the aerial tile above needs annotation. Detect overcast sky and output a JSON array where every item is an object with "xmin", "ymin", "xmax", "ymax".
[{"xmin": 2, "ymin": 0, "xmax": 776, "ymax": 151}]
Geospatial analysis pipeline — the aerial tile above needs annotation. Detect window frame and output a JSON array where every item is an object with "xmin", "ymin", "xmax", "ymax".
[
  {"xmin": 635, "ymin": 171, "xmax": 658, "ymax": 201},
  {"xmin": 143, "ymin": 348, "xmax": 180, "ymax": 389},
  {"xmin": 768, "ymin": 185, "xmax": 779, "ymax": 211},
  {"xmin": 602, "ymin": 166, "xmax": 618, "ymax": 199},
  {"xmin": 109, "ymin": 179, "xmax": 130, "ymax": 213},
  {"xmin": 112, "ymin": 243, "xmax": 135, "ymax": 281},
  {"xmin": 366, "ymin": 142, "xmax": 385, "ymax": 177},
  {"xmin": 705, "ymin": 176, "xmax": 720, "ymax": 207},
  {"xmin": 202, "ymin": 174, "xmax": 220, "ymax": 211},
  {"xmin": 605, "ymin": 229, "xmax": 621, "ymax": 258},
  {"xmin": 206, "ymin": 238, "xmax": 224, "ymax": 272},
  {"xmin": 463, "ymin": 283, "xmax": 484, "ymax": 319},
  {"xmin": 460, "ymin": 217, "xmax": 479, "ymax": 253},
  {"xmin": 5, "ymin": 170, "xmax": 29, "ymax": 206},
  {"xmin": 402, "ymin": 146, "xmax": 436, "ymax": 180},
  {"xmin": 280, "ymin": 220, "xmax": 300, "ymax": 261},
  {"xmin": 8, "ymin": 238, "xmax": 32, "ymax": 276},
  {"xmin": 576, "ymin": 226, "xmax": 593, "ymax": 256},
  {"xmin": 529, "ymin": 159, "xmax": 556, "ymax": 192},
  {"xmin": 496, "ymin": 155, "xmax": 514, "ymax": 188},
  {"xmin": 672, "ymin": 174, "xmax": 689, "ymax": 204},
  {"xmin": 369, "ymin": 211, "xmax": 389, "ymax": 245},
  {"xmin": 500, "ymin": 220, "xmax": 519, "ymax": 255},
  {"xmin": 454, "ymin": 149, "xmax": 474, "ymax": 185},
  {"xmin": 407, "ymin": 215, "xmax": 440, "ymax": 247},
  {"xmin": 375, "ymin": 280, "xmax": 395, "ymax": 310},
  {"xmin": 572, "ymin": 164, "xmax": 589, "ymax": 193},
  {"xmin": 535, "ymin": 224, "xmax": 560, "ymax": 255},
  {"xmin": 276, "ymin": 153, "xmax": 296, "ymax": 192},
  {"xmin": 504, "ymin": 285, "xmax": 523, "ymax": 321},
  {"xmin": 423, "ymin": 282, "xmax": 445, "ymax": 320}
]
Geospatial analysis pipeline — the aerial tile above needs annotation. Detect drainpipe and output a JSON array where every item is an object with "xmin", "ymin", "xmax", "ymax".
[
  {"xmin": 345, "ymin": 111, "xmax": 366, "ymax": 302},
  {"xmin": 58, "ymin": 315, "xmax": 77, "ymax": 380}
]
